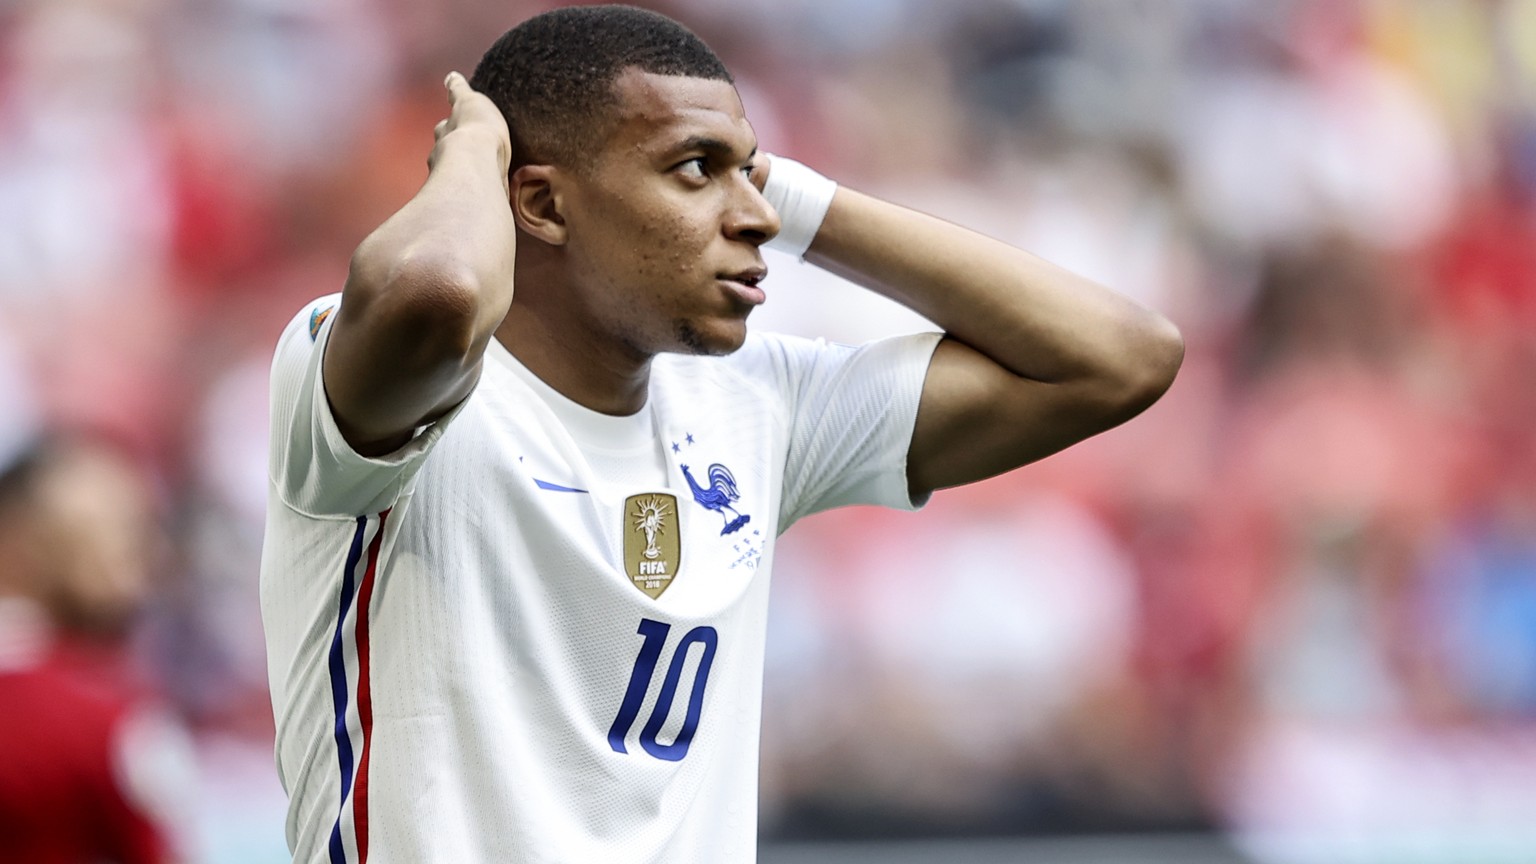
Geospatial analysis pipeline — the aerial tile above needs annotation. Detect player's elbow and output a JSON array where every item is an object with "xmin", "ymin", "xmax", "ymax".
[
  {"xmin": 346, "ymin": 244, "xmax": 487, "ymax": 362},
  {"xmin": 1098, "ymin": 310, "xmax": 1184, "ymax": 421}
]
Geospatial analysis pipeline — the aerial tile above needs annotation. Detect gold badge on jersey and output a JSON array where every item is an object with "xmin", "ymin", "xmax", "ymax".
[{"xmin": 624, "ymin": 493, "xmax": 682, "ymax": 599}]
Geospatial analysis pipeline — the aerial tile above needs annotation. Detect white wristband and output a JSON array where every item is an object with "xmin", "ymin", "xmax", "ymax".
[{"xmin": 761, "ymin": 154, "xmax": 837, "ymax": 259}]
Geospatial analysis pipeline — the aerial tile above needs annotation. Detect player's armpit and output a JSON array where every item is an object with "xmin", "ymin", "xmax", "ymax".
[{"xmin": 906, "ymin": 332, "xmax": 1181, "ymax": 499}]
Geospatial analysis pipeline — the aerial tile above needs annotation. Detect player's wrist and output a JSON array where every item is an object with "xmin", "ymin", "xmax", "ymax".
[
  {"xmin": 760, "ymin": 155, "xmax": 836, "ymax": 260},
  {"xmin": 431, "ymin": 127, "xmax": 512, "ymax": 186},
  {"xmin": 442, "ymin": 124, "xmax": 508, "ymax": 159}
]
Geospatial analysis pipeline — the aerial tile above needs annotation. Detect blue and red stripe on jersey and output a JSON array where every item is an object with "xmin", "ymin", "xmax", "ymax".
[{"xmin": 326, "ymin": 509, "xmax": 389, "ymax": 864}]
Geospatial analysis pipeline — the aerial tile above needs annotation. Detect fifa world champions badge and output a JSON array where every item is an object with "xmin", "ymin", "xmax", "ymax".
[{"xmin": 624, "ymin": 493, "xmax": 682, "ymax": 599}]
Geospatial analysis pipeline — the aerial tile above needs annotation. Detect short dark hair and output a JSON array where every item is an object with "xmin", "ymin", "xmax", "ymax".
[
  {"xmin": 0, "ymin": 437, "xmax": 99, "ymax": 527},
  {"xmin": 0, "ymin": 439, "xmax": 47, "ymax": 519},
  {"xmin": 470, "ymin": 5, "xmax": 733, "ymax": 171}
]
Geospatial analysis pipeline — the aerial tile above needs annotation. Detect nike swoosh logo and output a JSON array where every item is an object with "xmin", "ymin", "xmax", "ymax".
[{"xmin": 534, "ymin": 479, "xmax": 589, "ymax": 493}]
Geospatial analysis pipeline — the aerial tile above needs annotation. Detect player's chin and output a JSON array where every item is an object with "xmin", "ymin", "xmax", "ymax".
[{"xmin": 672, "ymin": 315, "xmax": 749, "ymax": 357}]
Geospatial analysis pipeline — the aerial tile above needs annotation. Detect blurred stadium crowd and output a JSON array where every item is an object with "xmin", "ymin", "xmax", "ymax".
[{"xmin": 3, "ymin": 0, "xmax": 1536, "ymax": 860}]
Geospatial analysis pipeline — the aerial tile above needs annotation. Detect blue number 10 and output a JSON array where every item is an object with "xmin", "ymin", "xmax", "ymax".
[{"xmin": 607, "ymin": 618, "xmax": 719, "ymax": 762}]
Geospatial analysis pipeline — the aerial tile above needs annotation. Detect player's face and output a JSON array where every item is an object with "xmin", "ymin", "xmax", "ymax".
[
  {"xmin": 28, "ymin": 448, "xmax": 156, "ymax": 637},
  {"xmin": 560, "ymin": 69, "xmax": 780, "ymax": 357}
]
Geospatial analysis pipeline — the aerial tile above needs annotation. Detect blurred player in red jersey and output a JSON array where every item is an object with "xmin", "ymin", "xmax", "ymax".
[{"xmin": 0, "ymin": 438, "xmax": 191, "ymax": 864}]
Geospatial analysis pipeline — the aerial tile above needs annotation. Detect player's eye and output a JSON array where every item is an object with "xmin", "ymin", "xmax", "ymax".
[{"xmin": 676, "ymin": 157, "xmax": 708, "ymax": 179}]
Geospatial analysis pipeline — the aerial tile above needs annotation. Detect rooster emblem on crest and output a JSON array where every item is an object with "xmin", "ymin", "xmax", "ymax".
[{"xmin": 680, "ymin": 463, "xmax": 751, "ymax": 535}]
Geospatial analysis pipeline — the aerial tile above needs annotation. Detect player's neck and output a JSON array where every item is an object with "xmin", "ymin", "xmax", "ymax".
[{"xmin": 495, "ymin": 300, "xmax": 652, "ymax": 417}]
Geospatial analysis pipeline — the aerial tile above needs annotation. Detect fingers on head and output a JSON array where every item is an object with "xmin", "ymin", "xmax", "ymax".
[{"xmin": 444, "ymin": 71, "xmax": 469, "ymax": 103}]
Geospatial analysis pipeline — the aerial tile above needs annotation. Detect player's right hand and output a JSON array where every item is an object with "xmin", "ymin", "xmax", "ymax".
[{"xmin": 430, "ymin": 71, "xmax": 512, "ymax": 197}]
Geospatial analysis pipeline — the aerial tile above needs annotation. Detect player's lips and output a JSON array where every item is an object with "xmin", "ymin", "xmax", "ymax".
[{"xmin": 719, "ymin": 267, "xmax": 768, "ymax": 307}]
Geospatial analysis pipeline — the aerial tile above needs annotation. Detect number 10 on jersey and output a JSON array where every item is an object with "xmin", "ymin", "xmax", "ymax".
[{"xmin": 607, "ymin": 618, "xmax": 719, "ymax": 762}]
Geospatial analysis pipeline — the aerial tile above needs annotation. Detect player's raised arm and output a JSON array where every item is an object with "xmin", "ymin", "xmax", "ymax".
[
  {"xmin": 764, "ymin": 157, "xmax": 1184, "ymax": 499},
  {"xmin": 324, "ymin": 72, "xmax": 517, "ymax": 457}
]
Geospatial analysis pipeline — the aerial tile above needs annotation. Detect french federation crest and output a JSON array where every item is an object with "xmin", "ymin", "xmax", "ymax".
[
  {"xmin": 623, "ymin": 493, "xmax": 682, "ymax": 599},
  {"xmin": 680, "ymin": 463, "xmax": 751, "ymax": 536}
]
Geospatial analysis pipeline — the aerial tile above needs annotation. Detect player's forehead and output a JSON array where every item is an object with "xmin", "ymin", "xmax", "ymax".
[{"xmin": 605, "ymin": 68, "xmax": 755, "ymax": 158}]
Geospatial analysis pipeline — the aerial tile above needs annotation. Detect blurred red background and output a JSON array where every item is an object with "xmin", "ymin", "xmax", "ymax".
[{"xmin": 3, "ymin": 1, "xmax": 1535, "ymax": 861}]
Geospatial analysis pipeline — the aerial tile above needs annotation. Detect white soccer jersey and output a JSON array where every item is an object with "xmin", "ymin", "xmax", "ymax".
[{"xmin": 260, "ymin": 294, "xmax": 940, "ymax": 863}]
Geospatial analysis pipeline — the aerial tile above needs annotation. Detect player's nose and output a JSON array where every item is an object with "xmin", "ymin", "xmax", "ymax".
[{"xmin": 724, "ymin": 174, "xmax": 780, "ymax": 247}]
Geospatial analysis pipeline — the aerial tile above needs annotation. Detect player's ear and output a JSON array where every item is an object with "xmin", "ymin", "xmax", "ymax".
[{"xmin": 510, "ymin": 164, "xmax": 568, "ymax": 246}]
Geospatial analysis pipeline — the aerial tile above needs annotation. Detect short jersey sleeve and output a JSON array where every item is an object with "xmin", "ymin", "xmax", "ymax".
[
  {"xmin": 768, "ymin": 330, "xmax": 943, "ymax": 533},
  {"xmin": 268, "ymin": 295, "xmax": 467, "ymax": 517}
]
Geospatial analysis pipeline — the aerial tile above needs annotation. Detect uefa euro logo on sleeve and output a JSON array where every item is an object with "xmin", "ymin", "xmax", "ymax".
[
  {"xmin": 308, "ymin": 304, "xmax": 336, "ymax": 342},
  {"xmin": 624, "ymin": 493, "xmax": 682, "ymax": 599}
]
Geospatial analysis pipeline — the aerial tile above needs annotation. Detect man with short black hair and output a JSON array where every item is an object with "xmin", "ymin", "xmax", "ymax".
[{"xmin": 260, "ymin": 5, "xmax": 1182, "ymax": 862}]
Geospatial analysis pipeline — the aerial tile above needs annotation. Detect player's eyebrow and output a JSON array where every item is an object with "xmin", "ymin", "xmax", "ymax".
[{"xmin": 673, "ymin": 135, "xmax": 757, "ymax": 163}]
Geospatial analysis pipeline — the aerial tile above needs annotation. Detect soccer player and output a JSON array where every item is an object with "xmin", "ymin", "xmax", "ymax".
[
  {"xmin": 0, "ymin": 439, "xmax": 188, "ymax": 864},
  {"xmin": 260, "ymin": 5, "xmax": 1183, "ymax": 862}
]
